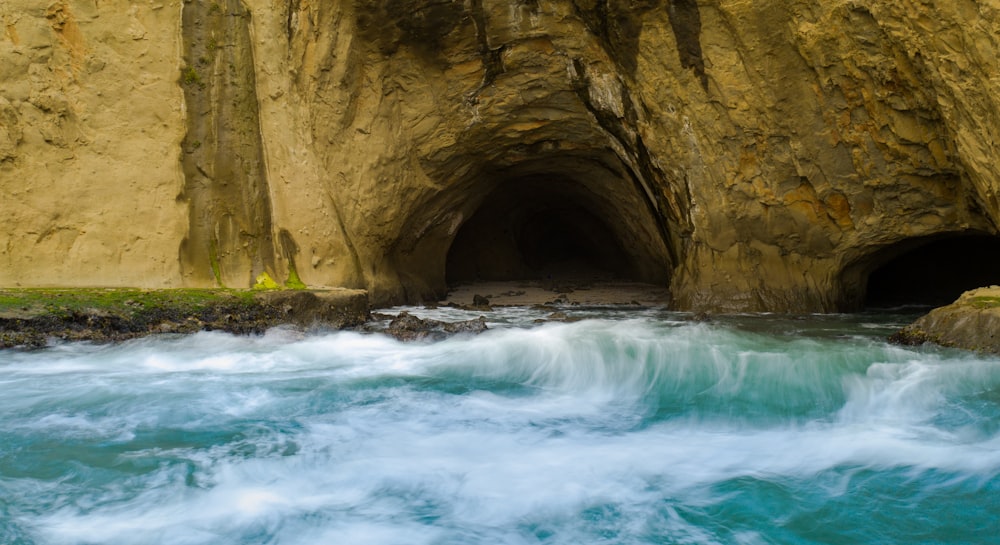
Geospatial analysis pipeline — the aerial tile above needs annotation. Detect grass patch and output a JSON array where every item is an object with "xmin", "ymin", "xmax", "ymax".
[
  {"xmin": 181, "ymin": 65, "xmax": 202, "ymax": 86},
  {"xmin": 0, "ymin": 288, "xmax": 257, "ymax": 318}
]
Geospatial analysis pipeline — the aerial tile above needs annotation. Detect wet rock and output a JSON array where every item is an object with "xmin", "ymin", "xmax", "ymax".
[
  {"xmin": 0, "ymin": 330, "xmax": 48, "ymax": 349},
  {"xmin": 385, "ymin": 311, "xmax": 430, "ymax": 341},
  {"xmin": 442, "ymin": 316, "xmax": 489, "ymax": 335},
  {"xmin": 471, "ymin": 294, "xmax": 492, "ymax": 310},
  {"xmin": 446, "ymin": 294, "xmax": 493, "ymax": 312},
  {"xmin": 544, "ymin": 311, "xmax": 582, "ymax": 323},
  {"xmin": 384, "ymin": 311, "xmax": 488, "ymax": 341},
  {"xmin": 255, "ymin": 290, "xmax": 370, "ymax": 329}
]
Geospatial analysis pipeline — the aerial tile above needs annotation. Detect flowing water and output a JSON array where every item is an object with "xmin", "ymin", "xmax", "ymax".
[{"xmin": 2, "ymin": 307, "xmax": 999, "ymax": 544}]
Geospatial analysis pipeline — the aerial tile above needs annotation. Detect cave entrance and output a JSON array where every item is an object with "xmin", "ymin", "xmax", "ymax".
[
  {"xmin": 862, "ymin": 234, "xmax": 1000, "ymax": 309},
  {"xmin": 445, "ymin": 176, "xmax": 668, "ymax": 286}
]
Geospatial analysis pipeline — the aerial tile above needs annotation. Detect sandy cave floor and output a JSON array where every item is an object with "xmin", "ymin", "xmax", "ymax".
[{"xmin": 438, "ymin": 280, "xmax": 672, "ymax": 307}]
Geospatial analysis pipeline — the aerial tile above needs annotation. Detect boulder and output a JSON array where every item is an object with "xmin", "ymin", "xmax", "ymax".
[
  {"xmin": 891, "ymin": 288, "xmax": 1000, "ymax": 353},
  {"xmin": 384, "ymin": 311, "xmax": 488, "ymax": 341}
]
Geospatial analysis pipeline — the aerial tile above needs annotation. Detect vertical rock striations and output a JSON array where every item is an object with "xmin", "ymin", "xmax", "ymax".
[{"xmin": 178, "ymin": 0, "xmax": 276, "ymax": 287}]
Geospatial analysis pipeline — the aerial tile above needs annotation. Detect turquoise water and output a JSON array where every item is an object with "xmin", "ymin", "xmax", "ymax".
[{"xmin": 1, "ymin": 308, "xmax": 999, "ymax": 544}]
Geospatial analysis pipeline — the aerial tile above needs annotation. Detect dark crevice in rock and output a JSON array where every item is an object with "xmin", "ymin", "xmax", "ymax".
[
  {"xmin": 469, "ymin": 0, "xmax": 506, "ymax": 91},
  {"xmin": 391, "ymin": 0, "xmax": 463, "ymax": 46},
  {"xmin": 519, "ymin": 0, "xmax": 540, "ymax": 12},
  {"xmin": 178, "ymin": 0, "xmax": 277, "ymax": 287},
  {"xmin": 666, "ymin": 0, "xmax": 708, "ymax": 90},
  {"xmin": 593, "ymin": 0, "xmax": 611, "ymax": 46},
  {"xmin": 278, "ymin": 229, "xmax": 305, "ymax": 288},
  {"xmin": 572, "ymin": 0, "xmax": 656, "ymax": 75},
  {"xmin": 285, "ymin": 0, "xmax": 300, "ymax": 42},
  {"xmin": 570, "ymin": 58, "xmax": 681, "ymax": 265}
]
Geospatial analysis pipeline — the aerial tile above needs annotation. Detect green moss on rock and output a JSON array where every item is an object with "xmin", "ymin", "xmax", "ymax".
[
  {"xmin": 0, "ymin": 288, "xmax": 369, "ymax": 349},
  {"xmin": 252, "ymin": 272, "xmax": 280, "ymax": 290},
  {"xmin": 967, "ymin": 296, "xmax": 1000, "ymax": 309}
]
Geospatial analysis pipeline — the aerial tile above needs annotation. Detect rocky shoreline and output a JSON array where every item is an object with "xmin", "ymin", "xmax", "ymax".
[
  {"xmin": 0, "ymin": 281, "xmax": 674, "ymax": 349},
  {"xmin": 0, "ymin": 289, "xmax": 369, "ymax": 349},
  {"xmin": 5, "ymin": 285, "xmax": 999, "ymax": 354}
]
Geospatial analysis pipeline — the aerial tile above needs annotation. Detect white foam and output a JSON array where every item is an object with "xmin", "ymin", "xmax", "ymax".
[{"xmin": 4, "ymin": 313, "xmax": 1000, "ymax": 544}]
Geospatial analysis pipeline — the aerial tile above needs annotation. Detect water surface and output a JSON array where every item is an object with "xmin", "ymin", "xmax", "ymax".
[{"xmin": 2, "ymin": 307, "xmax": 998, "ymax": 544}]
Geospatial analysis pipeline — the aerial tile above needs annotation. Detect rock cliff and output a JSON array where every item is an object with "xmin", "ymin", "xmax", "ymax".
[{"xmin": 2, "ymin": 0, "xmax": 999, "ymax": 311}]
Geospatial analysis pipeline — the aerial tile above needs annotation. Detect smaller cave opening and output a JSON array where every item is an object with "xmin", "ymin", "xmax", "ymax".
[
  {"xmin": 445, "ymin": 177, "xmax": 659, "ymax": 286},
  {"xmin": 863, "ymin": 234, "xmax": 1000, "ymax": 309}
]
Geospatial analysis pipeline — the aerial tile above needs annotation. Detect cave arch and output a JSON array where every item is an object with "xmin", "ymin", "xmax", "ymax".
[
  {"xmin": 383, "ymin": 150, "xmax": 676, "ymax": 303},
  {"xmin": 848, "ymin": 233, "xmax": 1000, "ymax": 309}
]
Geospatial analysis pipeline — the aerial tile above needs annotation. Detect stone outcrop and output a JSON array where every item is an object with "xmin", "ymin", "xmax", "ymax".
[
  {"xmin": 891, "ymin": 287, "xmax": 1000, "ymax": 354},
  {"xmin": 2, "ymin": 1, "xmax": 1000, "ymax": 312}
]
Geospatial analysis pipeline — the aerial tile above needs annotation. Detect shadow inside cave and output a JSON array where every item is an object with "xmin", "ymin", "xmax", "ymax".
[
  {"xmin": 862, "ymin": 234, "xmax": 1000, "ymax": 309},
  {"xmin": 445, "ymin": 178, "xmax": 647, "ymax": 288}
]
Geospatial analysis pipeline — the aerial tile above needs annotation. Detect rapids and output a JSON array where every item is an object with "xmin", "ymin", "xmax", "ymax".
[{"xmin": 1, "ymin": 307, "xmax": 998, "ymax": 544}]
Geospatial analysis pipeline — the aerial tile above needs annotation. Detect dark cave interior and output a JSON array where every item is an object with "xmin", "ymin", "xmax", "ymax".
[
  {"xmin": 864, "ymin": 234, "xmax": 1000, "ymax": 308},
  {"xmin": 445, "ymin": 177, "xmax": 654, "ymax": 285}
]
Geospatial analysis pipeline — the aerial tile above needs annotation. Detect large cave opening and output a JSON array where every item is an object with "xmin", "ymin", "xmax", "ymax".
[
  {"xmin": 862, "ymin": 234, "xmax": 1000, "ymax": 309},
  {"xmin": 444, "ymin": 174, "xmax": 669, "ymax": 286}
]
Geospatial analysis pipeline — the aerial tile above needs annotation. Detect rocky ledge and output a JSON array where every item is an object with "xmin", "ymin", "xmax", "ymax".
[
  {"xmin": 0, "ymin": 288, "xmax": 369, "ymax": 349},
  {"xmin": 890, "ymin": 287, "xmax": 1000, "ymax": 354}
]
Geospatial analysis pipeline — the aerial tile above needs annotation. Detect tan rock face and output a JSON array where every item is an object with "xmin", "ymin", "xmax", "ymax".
[
  {"xmin": 1, "ymin": 1, "xmax": 187, "ymax": 287},
  {"xmin": 2, "ymin": 0, "xmax": 999, "ymax": 311}
]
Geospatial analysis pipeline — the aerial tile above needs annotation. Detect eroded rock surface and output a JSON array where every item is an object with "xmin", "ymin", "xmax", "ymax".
[{"xmin": 2, "ymin": 1, "xmax": 1000, "ymax": 312}]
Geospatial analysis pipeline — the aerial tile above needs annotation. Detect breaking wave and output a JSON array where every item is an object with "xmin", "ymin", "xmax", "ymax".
[{"xmin": 2, "ymin": 310, "xmax": 998, "ymax": 544}]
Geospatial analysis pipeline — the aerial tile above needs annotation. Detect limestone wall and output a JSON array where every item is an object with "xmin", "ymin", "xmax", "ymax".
[
  {"xmin": 1, "ymin": 1, "xmax": 188, "ymax": 287},
  {"xmin": 2, "ymin": 0, "xmax": 999, "ymax": 311}
]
